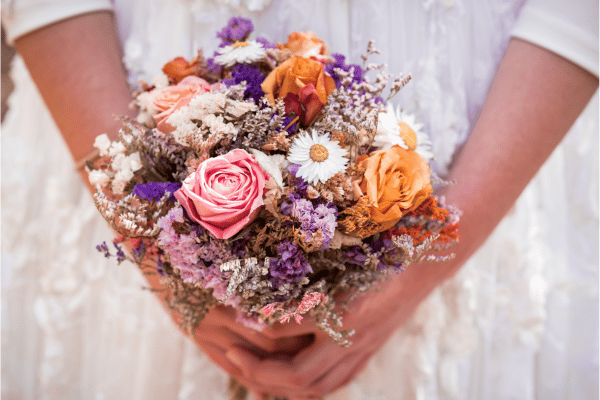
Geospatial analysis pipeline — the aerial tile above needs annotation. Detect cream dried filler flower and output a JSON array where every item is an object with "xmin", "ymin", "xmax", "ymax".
[
  {"xmin": 287, "ymin": 130, "xmax": 348, "ymax": 185},
  {"xmin": 373, "ymin": 103, "xmax": 434, "ymax": 162},
  {"xmin": 215, "ymin": 40, "xmax": 266, "ymax": 67}
]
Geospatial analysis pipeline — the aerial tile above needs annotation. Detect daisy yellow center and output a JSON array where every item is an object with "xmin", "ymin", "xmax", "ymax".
[
  {"xmin": 232, "ymin": 42, "xmax": 250, "ymax": 48},
  {"xmin": 309, "ymin": 144, "xmax": 329, "ymax": 163},
  {"xmin": 398, "ymin": 122, "xmax": 417, "ymax": 150}
]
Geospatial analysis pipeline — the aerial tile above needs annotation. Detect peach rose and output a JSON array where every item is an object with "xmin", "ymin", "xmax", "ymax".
[
  {"xmin": 174, "ymin": 149, "xmax": 270, "ymax": 239},
  {"xmin": 278, "ymin": 31, "xmax": 329, "ymax": 59},
  {"xmin": 152, "ymin": 76, "xmax": 211, "ymax": 133},
  {"xmin": 261, "ymin": 55, "xmax": 336, "ymax": 106},
  {"xmin": 358, "ymin": 145, "xmax": 433, "ymax": 231}
]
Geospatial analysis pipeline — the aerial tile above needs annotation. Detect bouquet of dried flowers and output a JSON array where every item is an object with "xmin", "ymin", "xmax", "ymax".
[{"xmin": 89, "ymin": 17, "xmax": 459, "ymax": 346}]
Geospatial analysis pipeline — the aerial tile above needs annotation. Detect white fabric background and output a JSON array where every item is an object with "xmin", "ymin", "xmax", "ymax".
[{"xmin": 2, "ymin": 0, "xmax": 598, "ymax": 399}]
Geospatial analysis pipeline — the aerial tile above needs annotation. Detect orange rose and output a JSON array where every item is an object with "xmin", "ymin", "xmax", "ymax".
[
  {"xmin": 278, "ymin": 31, "xmax": 329, "ymax": 59},
  {"xmin": 261, "ymin": 55, "xmax": 336, "ymax": 106},
  {"xmin": 162, "ymin": 56, "xmax": 202, "ymax": 84},
  {"xmin": 358, "ymin": 145, "xmax": 433, "ymax": 231}
]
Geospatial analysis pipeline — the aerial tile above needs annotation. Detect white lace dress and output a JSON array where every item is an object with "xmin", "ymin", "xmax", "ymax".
[{"xmin": 2, "ymin": 1, "xmax": 598, "ymax": 399}]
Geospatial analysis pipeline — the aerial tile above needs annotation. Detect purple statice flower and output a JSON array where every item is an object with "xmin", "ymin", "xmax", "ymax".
[
  {"xmin": 230, "ymin": 233, "xmax": 249, "ymax": 259},
  {"xmin": 156, "ymin": 256, "xmax": 165, "ymax": 276},
  {"xmin": 289, "ymin": 197, "xmax": 338, "ymax": 249},
  {"xmin": 269, "ymin": 241, "xmax": 312, "ymax": 287},
  {"xmin": 202, "ymin": 265, "xmax": 241, "ymax": 306},
  {"xmin": 113, "ymin": 242, "xmax": 126, "ymax": 264},
  {"xmin": 256, "ymin": 37, "xmax": 276, "ymax": 49},
  {"xmin": 312, "ymin": 203, "xmax": 337, "ymax": 248},
  {"xmin": 365, "ymin": 237, "xmax": 404, "ymax": 271},
  {"xmin": 133, "ymin": 182, "xmax": 182, "ymax": 202},
  {"xmin": 157, "ymin": 207, "xmax": 206, "ymax": 283},
  {"xmin": 325, "ymin": 53, "xmax": 364, "ymax": 88},
  {"xmin": 131, "ymin": 240, "xmax": 146, "ymax": 259},
  {"xmin": 217, "ymin": 17, "xmax": 254, "ymax": 44},
  {"xmin": 287, "ymin": 164, "xmax": 309, "ymax": 194},
  {"xmin": 96, "ymin": 241, "xmax": 110, "ymax": 258},
  {"xmin": 196, "ymin": 239, "xmax": 235, "ymax": 266},
  {"xmin": 223, "ymin": 64, "xmax": 265, "ymax": 103},
  {"xmin": 345, "ymin": 245, "xmax": 367, "ymax": 266},
  {"xmin": 291, "ymin": 198, "xmax": 314, "ymax": 222},
  {"xmin": 281, "ymin": 114, "xmax": 297, "ymax": 133},
  {"xmin": 207, "ymin": 57, "xmax": 223, "ymax": 76}
]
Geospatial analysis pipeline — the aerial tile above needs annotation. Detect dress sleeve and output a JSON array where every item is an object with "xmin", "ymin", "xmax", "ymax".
[
  {"xmin": 511, "ymin": 0, "xmax": 599, "ymax": 77},
  {"xmin": 1, "ymin": 0, "xmax": 113, "ymax": 44}
]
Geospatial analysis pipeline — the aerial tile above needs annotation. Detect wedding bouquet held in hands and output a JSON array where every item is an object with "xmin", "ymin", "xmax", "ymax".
[{"xmin": 89, "ymin": 17, "xmax": 460, "ymax": 347}]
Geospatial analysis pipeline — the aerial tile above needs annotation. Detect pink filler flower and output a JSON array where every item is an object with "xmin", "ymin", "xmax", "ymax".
[{"xmin": 174, "ymin": 149, "xmax": 270, "ymax": 239}]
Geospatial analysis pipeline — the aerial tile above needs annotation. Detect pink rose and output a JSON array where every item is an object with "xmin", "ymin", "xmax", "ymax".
[
  {"xmin": 174, "ymin": 149, "xmax": 270, "ymax": 239},
  {"xmin": 152, "ymin": 76, "xmax": 211, "ymax": 133}
]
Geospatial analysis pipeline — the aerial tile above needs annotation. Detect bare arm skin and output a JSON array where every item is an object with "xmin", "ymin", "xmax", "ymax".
[{"xmin": 14, "ymin": 10, "xmax": 136, "ymax": 191}]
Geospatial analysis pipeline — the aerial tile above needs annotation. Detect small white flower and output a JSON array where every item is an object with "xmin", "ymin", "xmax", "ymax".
[
  {"xmin": 287, "ymin": 130, "xmax": 348, "ymax": 185},
  {"xmin": 93, "ymin": 134, "xmax": 111, "ymax": 156},
  {"xmin": 112, "ymin": 169, "xmax": 134, "ymax": 194},
  {"xmin": 111, "ymin": 153, "xmax": 126, "ymax": 171},
  {"xmin": 108, "ymin": 141, "xmax": 127, "ymax": 157},
  {"xmin": 88, "ymin": 170, "xmax": 111, "ymax": 187},
  {"xmin": 215, "ymin": 41, "xmax": 266, "ymax": 67},
  {"xmin": 128, "ymin": 152, "xmax": 143, "ymax": 172},
  {"xmin": 226, "ymin": 101, "xmax": 257, "ymax": 118},
  {"xmin": 373, "ymin": 104, "xmax": 434, "ymax": 162},
  {"xmin": 121, "ymin": 134, "xmax": 133, "ymax": 144}
]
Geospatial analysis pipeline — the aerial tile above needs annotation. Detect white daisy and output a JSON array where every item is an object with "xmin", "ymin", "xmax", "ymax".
[
  {"xmin": 214, "ymin": 40, "xmax": 266, "ymax": 67},
  {"xmin": 287, "ymin": 130, "xmax": 348, "ymax": 185},
  {"xmin": 373, "ymin": 103, "xmax": 434, "ymax": 162}
]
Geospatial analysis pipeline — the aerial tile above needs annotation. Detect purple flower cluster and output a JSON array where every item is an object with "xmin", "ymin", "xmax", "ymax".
[
  {"xmin": 325, "ymin": 53, "xmax": 364, "ymax": 88},
  {"xmin": 217, "ymin": 17, "xmax": 254, "ymax": 45},
  {"xmin": 96, "ymin": 241, "xmax": 126, "ymax": 263},
  {"xmin": 290, "ymin": 196, "xmax": 338, "ymax": 249},
  {"xmin": 202, "ymin": 265, "xmax": 240, "ymax": 306},
  {"xmin": 344, "ymin": 246, "xmax": 367, "ymax": 266},
  {"xmin": 133, "ymin": 181, "xmax": 181, "ymax": 202},
  {"xmin": 207, "ymin": 57, "xmax": 222, "ymax": 76},
  {"xmin": 157, "ymin": 207, "xmax": 205, "ymax": 283},
  {"xmin": 370, "ymin": 237, "xmax": 404, "ymax": 271},
  {"xmin": 224, "ymin": 64, "xmax": 265, "ymax": 103},
  {"xmin": 255, "ymin": 37, "xmax": 276, "ymax": 49},
  {"xmin": 269, "ymin": 241, "xmax": 313, "ymax": 288},
  {"xmin": 286, "ymin": 164, "xmax": 308, "ymax": 194},
  {"xmin": 157, "ymin": 207, "xmax": 242, "ymax": 284}
]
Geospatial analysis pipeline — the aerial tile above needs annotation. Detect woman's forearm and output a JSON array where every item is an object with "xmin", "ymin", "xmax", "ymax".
[
  {"xmin": 399, "ymin": 38, "xmax": 598, "ymax": 302},
  {"xmin": 14, "ymin": 10, "xmax": 135, "ymax": 166},
  {"xmin": 444, "ymin": 38, "xmax": 597, "ymax": 266}
]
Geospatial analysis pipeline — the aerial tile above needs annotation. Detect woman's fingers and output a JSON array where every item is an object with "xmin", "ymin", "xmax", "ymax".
[
  {"xmin": 199, "ymin": 305, "xmax": 319, "ymax": 356},
  {"xmin": 195, "ymin": 341, "xmax": 243, "ymax": 377},
  {"xmin": 197, "ymin": 323, "xmax": 315, "ymax": 356},
  {"xmin": 308, "ymin": 350, "xmax": 374, "ymax": 395},
  {"xmin": 224, "ymin": 343, "xmax": 373, "ymax": 399},
  {"xmin": 225, "ymin": 335, "xmax": 345, "ymax": 390}
]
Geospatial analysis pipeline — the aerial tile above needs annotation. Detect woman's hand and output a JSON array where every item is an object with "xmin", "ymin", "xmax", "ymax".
[{"xmin": 197, "ymin": 262, "xmax": 456, "ymax": 399}]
